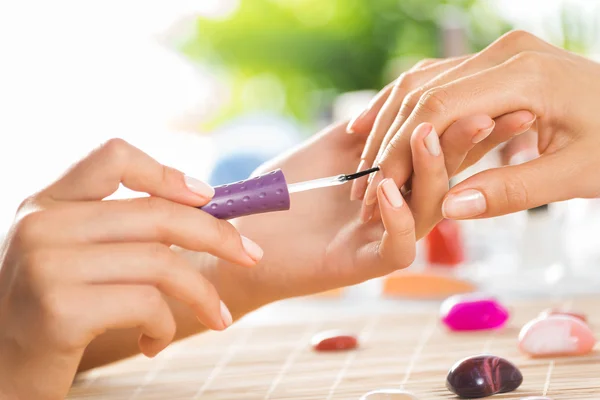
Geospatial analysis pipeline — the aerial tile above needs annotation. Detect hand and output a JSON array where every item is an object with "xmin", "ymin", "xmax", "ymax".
[
  {"xmin": 0, "ymin": 139, "xmax": 262, "ymax": 399},
  {"xmin": 217, "ymin": 117, "xmax": 499, "ymax": 306},
  {"xmin": 351, "ymin": 30, "xmax": 600, "ymax": 220}
]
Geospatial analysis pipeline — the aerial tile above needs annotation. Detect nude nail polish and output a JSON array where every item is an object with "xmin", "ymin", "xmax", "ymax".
[
  {"xmin": 442, "ymin": 189, "xmax": 487, "ymax": 219},
  {"xmin": 241, "ymin": 236, "xmax": 263, "ymax": 262},
  {"xmin": 220, "ymin": 301, "xmax": 233, "ymax": 328},
  {"xmin": 184, "ymin": 176, "xmax": 215, "ymax": 199},
  {"xmin": 472, "ymin": 121, "xmax": 495, "ymax": 144},
  {"xmin": 423, "ymin": 126, "xmax": 440, "ymax": 156}
]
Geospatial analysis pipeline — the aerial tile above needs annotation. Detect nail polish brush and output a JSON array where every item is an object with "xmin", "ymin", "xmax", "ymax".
[{"xmin": 199, "ymin": 167, "xmax": 379, "ymax": 220}]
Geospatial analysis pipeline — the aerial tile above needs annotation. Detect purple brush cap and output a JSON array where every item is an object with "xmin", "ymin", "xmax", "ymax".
[{"xmin": 199, "ymin": 169, "xmax": 290, "ymax": 219}]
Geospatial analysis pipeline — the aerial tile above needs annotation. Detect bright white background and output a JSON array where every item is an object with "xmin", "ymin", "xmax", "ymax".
[{"xmin": 0, "ymin": 0, "xmax": 597, "ymax": 232}]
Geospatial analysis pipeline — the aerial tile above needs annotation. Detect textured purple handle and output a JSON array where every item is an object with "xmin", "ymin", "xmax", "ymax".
[{"xmin": 199, "ymin": 169, "xmax": 290, "ymax": 220}]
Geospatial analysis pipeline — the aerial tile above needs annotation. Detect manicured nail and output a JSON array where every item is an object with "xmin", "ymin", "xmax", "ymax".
[
  {"xmin": 442, "ymin": 189, "xmax": 487, "ymax": 219},
  {"xmin": 422, "ymin": 125, "xmax": 440, "ymax": 156},
  {"xmin": 381, "ymin": 179, "xmax": 403, "ymax": 208},
  {"xmin": 365, "ymin": 171, "xmax": 383, "ymax": 206},
  {"xmin": 184, "ymin": 176, "xmax": 215, "ymax": 199},
  {"xmin": 519, "ymin": 115, "xmax": 537, "ymax": 133},
  {"xmin": 220, "ymin": 300, "xmax": 233, "ymax": 328},
  {"xmin": 472, "ymin": 121, "xmax": 495, "ymax": 144},
  {"xmin": 241, "ymin": 236, "xmax": 263, "ymax": 262},
  {"xmin": 360, "ymin": 203, "xmax": 375, "ymax": 223},
  {"xmin": 350, "ymin": 160, "xmax": 368, "ymax": 201},
  {"xmin": 347, "ymin": 109, "xmax": 368, "ymax": 134}
]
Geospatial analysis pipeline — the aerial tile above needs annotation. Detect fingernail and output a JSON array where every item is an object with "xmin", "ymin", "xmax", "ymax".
[
  {"xmin": 350, "ymin": 160, "xmax": 368, "ymax": 201},
  {"xmin": 184, "ymin": 176, "xmax": 215, "ymax": 199},
  {"xmin": 519, "ymin": 115, "xmax": 536, "ymax": 133},
  {"xmin": 360, "ymin": 203, "xmax": 375, "ymax": 223},
  {"xmin": 347, "ymin": 109, "xmax": 367, "ymax": 134},
  {"xmin": 381, "ymin": 179, "xmax": 403, "ymax": 208},
  {"xmin": 241, "ymin": 236, "xmax": 263, "ymax": 262},
  {"xmin": 442, "ymin": 189, "xmax": 486, "ymax": 219},
  {"xmin": 220, "ymin": 300, "xmax": 233, "ymax": 328},
  {"xmin": 365, "ymin": 172, "xmax": 383, "ymax": 206},
  {"xmin": 472, "ymin": 121, "xmax": 495, "ymax": 144},
  {"xmin": 423, "ymin": 125, "xmax": 441, "ymax": 156}
]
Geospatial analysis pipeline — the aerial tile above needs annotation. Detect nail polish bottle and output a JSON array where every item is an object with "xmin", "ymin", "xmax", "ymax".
[{"xmin": 424, "ymin": 219, "xmax": 465, "ymax": 267}]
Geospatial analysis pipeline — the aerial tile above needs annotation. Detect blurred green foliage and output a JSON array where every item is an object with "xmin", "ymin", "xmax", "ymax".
[{"xmin": 179, "ymin": 0, "xmax": 511, "ymax": 128}]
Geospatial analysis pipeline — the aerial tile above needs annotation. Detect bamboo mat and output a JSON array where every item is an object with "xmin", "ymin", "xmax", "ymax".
[{"xmin": 68, "ymin": 297, "xmax": 600, "ymax": 399}]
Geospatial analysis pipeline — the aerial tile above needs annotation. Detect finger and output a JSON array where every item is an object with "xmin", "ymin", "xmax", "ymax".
[
  {"xmin": 408, "ymin": 123, "xmax": 449, "ymax": 239},
  {"xmin": 350, "ymin": 56, "xmax": 469, "ymax": 201},
  {"xmin": 75, "ymin": 285, "xmax": 178, "ymax": 357},
  {"xmin": 346, "ymin": 81, "xmax": 396, "ymax": 135},
  {"xmin": 15, "ymin": 197, "xmax": 263, "ymax": 267},
  {"xmin": 347, "ymin": 56, "xmax": 466, "ymax": 136},
  {"xmin": 38, "ymin": 243, "xmax": 228, "ymax": 331},
  {"xmin": 374, "ymin": 178, "xmax": 416, "ymax": 272},
  {"xmin": 442, "ymin": 147, "xmax": 583, "ymax": 219},
  {"xmin": 371, "ymin": 51, "xmax": 550, "ymax": 214},
  {"xmin": 38, "ymin": 138, "xmax": 213, "ymax": 206},
  {"xmin": 457, "ymin": 111, "xmax": 537, "ymax": 173},
  {"xmin": 439, "ymin": 115, "xmax": 496, "ymax": 176}
]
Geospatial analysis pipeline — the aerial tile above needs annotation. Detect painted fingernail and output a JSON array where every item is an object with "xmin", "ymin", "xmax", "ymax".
[
  {"xmin": 347, "ymin": 109, "xmax": 367, "ymax": 134},
  {"xmin": 184, "ymin": 176, "xmax": 215, "ymax": 199},
  {"xmin": 381, "ymin": 179, "xmax": 403, "ymax": 208},
  {"xmin": 472, "ymin": 121, "xmax": 495, "ymax": 144},
  {"xmin": 519, "ymin": 115, "xmax": 537, "ymax": 133},
  {"xmin": 442, "ymin": 189, "xmax": 487, "ymax": 219},
  {"xmin": 360, "ymin": 203, "xmax": 375, "ymax": 223},
  {"xmin": 423, "ymin": 125, "xmax": 441, "ymax": 156},
  {"xmin": 365, "ymin": 172, "xmax": 383, "ymax": 206},
  {"xmin": 220, "ymin": 300, "xmax": 233, "ymax": 328},
  {"xmin": 241, "ymin": 236, "xmax": 263, "ymax": 262},
  {"xmin": 350, "ymin": 160, "xmax": 368, "ymax": 201}
]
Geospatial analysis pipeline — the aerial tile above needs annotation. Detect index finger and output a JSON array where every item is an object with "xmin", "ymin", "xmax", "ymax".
[{"xmin": 38, "ymin": 138, "xmax": 213, "ymax": 206}]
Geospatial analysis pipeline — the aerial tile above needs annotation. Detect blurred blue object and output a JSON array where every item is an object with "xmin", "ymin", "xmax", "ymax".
[
  {"xmin": 208, "ymin": 152, "xmax": 268, "ymax": 186},
  {"xmin": 206, "ymin": 112, "xmax": 304, "ymax": 186}
]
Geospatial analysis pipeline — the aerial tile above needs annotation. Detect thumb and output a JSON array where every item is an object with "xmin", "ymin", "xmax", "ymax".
[{"xmin": 442, "ymin": 149, "xmax": 582, "ymax": 219}]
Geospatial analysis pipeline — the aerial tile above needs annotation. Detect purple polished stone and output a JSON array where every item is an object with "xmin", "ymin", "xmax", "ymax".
[
  {"xmin": 440, "ymin": 293, "xmax": 509, "ymax": 331},
  {"xmin": 446, "ymin": 355, "xmax": 523, "ymax": 399}
]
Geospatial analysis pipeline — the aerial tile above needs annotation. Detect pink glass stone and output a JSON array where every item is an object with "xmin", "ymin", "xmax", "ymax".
[
  {"xmin": 359, "ymin": 389, "xmax": 419, "ymax": 399},
  {"xmin": 518, "ymin": 315, "xmax": 596, "ymax": 357},
  {"xmin": 440, "ymin": 293, "xmax": 510, "ymax": 331}
]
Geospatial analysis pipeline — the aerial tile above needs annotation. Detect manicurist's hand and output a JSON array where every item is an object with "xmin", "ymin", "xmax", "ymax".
[
  {"xmin": 350, "ymin": 30, "xmax": 600, "ymax": 220},
  {"xmin": 0, "ymin": 139, "xmax": 262, "ymax": 400}
]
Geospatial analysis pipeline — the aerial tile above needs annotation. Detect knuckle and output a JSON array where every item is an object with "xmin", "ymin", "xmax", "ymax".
[
  {"xmin": 395, "ymin": 71, "xmax": 416, "ymax": 91},
  {"xmin": 145, "ymin": 196, "xmax": 174, "ymax": 217},
  {"xmin": 20, "ymin": 249, "xmax": 53, "ymax": 283},
  {"xmin": 100, "ymin": 138, "xmax": 131, "ymax": 165},
  {"xmin": 508, "ymin": 51, "xmax": 543, "ymax": 72},
  {"xmin": 417, "ymin": 88, "xmax": 450, "ymax": 115},
  {"xmin": 502, "ymin": 29, "xmax": 537, "ymax": 46},
  {"xmin": 13, "ymin": 212, "xmax": 46, "ymax": 246},
  {"xmin": 402, "ymin": 89, "xmax": 422, "ymax": 115},
  {"xmin": 501, "ymin": 175, "xmax": 530, "ymax": 210}
]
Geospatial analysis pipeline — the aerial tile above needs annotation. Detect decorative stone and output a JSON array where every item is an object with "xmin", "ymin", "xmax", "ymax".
[
  {"xmin": 440, "ymin": 293, "xmax": 509, "ymax": 331},
  {"xmin": 311, "ymin": 330, "xmax": 358, "ymax": 352},
  {"xmin": 359, "ymin": 389, "xmax": 419, "ymax": 399},
  {"xmin": 538, "ymin": 308, "xmax": 587, "ymax": 323},
  {"xmin": 518, "ymin": 315, "xmax": 596, "ymax": 357},
  {"xmin": 446, "ymin": 355, "xmax": 523, "ymax": 398}
]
